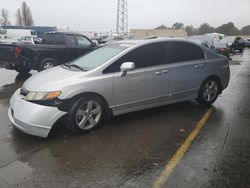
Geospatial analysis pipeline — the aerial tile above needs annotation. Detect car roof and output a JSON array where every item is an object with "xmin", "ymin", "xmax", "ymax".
[
  {"xmin": 45, "ymin": 31, "xmax": 84, "ymax": 36},
  {"xmin": 113, "ymin": 38, "xmax": 200, "ymax": 47}
]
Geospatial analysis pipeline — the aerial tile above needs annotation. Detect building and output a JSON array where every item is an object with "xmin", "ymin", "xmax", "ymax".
[{"xmin": 130, "ymin": 29, "xmax": 187, "ymax": 39}]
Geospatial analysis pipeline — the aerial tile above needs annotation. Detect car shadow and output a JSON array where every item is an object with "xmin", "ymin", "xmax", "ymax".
[
  {"xmin": 0, "ymin": 73, "xmax": 32, "ymax": 100},
  {"xmin": 48, "ymin": 100, "xmax": 211, "ymax": 139}
]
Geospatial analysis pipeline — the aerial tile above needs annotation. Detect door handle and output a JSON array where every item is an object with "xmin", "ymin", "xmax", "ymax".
[
  {"xmin": 155, "ymin": 70, "xmax": 169, "ymax": 75},
  {"xmin": 155, "ymin": 71, "xmax": 162, "ymax": 75},
  {"xmin": 194, "ymin": 64, "xmax": 205, "ymax": 69},
  {"xmin": 161, "ymin": 70, "xmax": 169, "ymax": 73}
]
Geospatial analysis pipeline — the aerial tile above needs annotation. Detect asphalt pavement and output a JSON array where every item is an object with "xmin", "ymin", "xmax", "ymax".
[{"xmin": 0, "ymin": 49, "xmax": 249, "ymax": 188}]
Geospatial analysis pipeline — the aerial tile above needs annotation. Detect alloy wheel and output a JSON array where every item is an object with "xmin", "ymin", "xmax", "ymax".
[
  {"xmin": 203, "ymin": 80, "xmax": 218, "ymax": 102},
  {"xmin": 43, "ymin": 61, "xmax": 54, "ymax": 69},
  {"xmin": 75, "ymin": 100, "xmax": 102, "ymax": 130}
]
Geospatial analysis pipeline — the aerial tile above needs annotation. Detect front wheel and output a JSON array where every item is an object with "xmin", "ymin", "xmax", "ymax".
[
  {"xmin": 66, "ymin": 95, "xmax": 105, "ymax": 134},
  {"xmin": 231, "ymin": 47, "xmax": 235, "ymax": 54},
  {"xmin": 197, "ymin": 79, "xmax": 220, "ymax": 106},
  {"xmin": 239, "ymin": 47, "xmax": 244, "ymax": 53}
]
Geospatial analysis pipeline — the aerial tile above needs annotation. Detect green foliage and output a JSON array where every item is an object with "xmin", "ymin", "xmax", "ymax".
[
  {"xmin": 215, "ymin": 22, "xmax": 239, "ymax": 35},
  {"xmin": 198, "ymin": 23, "xmax": 215, "ymax": 35},
  {"xmin": 185, "ymin": 25, "xmax": 194, "ymax": 36},
  {"xmin": 172, "ymin": 22, "xmax": 184, "ymax": 29},
  {"xmin": 155, "ymin": 24, "xmax": 168, "ymax": 29},
  {"xmin": 160, "ymin": 22, "xmax": 250, "ymax": 36},
  {"xmin": 241, "ymin": 25, "xmax": 250, "ymax": 35}
]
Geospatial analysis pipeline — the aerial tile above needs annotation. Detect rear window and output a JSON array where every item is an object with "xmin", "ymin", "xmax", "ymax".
[
  {"xmin": 42, "ymin": 33, "xmax": 65, "ymax": 45},
  {"xmin": 167, "ymin": 41, "xmax": 205, "ymax": 63}
]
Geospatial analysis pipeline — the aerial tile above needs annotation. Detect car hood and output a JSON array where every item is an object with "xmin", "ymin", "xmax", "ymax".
[{"xmin": 23, "ymin": 66, "xmax": 87, "ymax": 91}]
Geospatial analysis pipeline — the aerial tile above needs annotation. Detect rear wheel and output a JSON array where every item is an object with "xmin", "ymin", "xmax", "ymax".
[
  {"xmin": 239, "ymin": 47, "xmax": 244, "ymax": 53},
  {"xmin": 38, "ymin": 58, "xmax": 56, "ymax": 72},
  {"xmin": 66, "ymin": 94, "xmax": 105, "ymax": 134},
  {"xmin": 231, "ymin": 47, "xmax": 235, "ymax": 54},
  {"xmin": 197, "ymin": 78, "xmax": 220, "ymax": 106}
]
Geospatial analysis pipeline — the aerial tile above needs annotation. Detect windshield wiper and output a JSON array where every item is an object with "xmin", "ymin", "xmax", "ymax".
[{"xmin": 64, "ymin": 63, "xmax": 88, "ymax": 71}]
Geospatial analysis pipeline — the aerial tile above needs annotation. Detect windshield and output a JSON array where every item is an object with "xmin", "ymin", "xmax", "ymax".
[
  {"xmin": 70, "ymin": 43, "xmax": 134, "ymax": 70},
  {"xmin": 220, "ymin": 36, "xmax": 235, "ymax": 43}
]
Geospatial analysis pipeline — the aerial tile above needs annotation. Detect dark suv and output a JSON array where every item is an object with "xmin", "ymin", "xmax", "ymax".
[{"xmin": 220, "ymin": 36, "xmax": 245, "ymax": 53}]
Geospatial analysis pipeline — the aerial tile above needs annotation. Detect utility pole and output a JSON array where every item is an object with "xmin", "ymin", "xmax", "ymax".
[{"xmin": 116, "ymin": 0, "xmax": 128, "ymax": 36}]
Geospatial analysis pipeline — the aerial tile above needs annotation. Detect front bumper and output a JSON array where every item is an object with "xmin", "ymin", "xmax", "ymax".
[{"xmin": 8, "ymin": 89, "xmax": 67, "ymax": 138}]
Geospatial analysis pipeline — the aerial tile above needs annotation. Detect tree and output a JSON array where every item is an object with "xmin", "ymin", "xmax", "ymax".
[
  {"xmin": 240, "ymin": 25, "xmax": 250, "ymax": 35},
  {"xmin": 15, "ymin": 9, "xmax": 22, "ymax": 26},
  {"xmin": 198, "ymin": 23, "xmax": 215, "ymax": 35},
  {"xmin": 215, "ymin": 22, "xmax": 239, "ymax": 35},
  {"xmin": 185, "ymin": 25, "xmax": 195, "ymax": 36},
  {"xmin": 0, "ymin": 9, "xmax": 11, "ymax": 25},
  {"xmin": 15, "ymin": 1, "xmax": 34, "ymax": 26},
  {"xmin": 21, "ymin": 1, "xmax": 34, "ymax": 26},
  {"xmin": 155, "ymin": 24, "xmax": 168, "ymax": 29},
  {"xmin": 172, "ymin": 22, "xmax": 184, "ymax": 29}
]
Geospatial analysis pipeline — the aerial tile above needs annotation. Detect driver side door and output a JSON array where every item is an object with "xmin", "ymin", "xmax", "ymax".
[{"xmin": 104, "ymin": 43, "xmax": 170, "ymax": 115}]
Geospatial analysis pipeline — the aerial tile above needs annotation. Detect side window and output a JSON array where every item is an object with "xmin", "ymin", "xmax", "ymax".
[
  {"xmin": 103, "ymin": 43, "xmax": 166, "ymax": 73},
  {"xmin": 66, "ymin": 35, "xmax": 77, "ymax": 47},
  {"xmin": 168, "ymin": 41, "xmax": 205, "ymax": 63},
  {"xmin": 42, "ymin": 33, "xmax": 65, "ymax": 45},
  {"xmin": 76, "ymin": 36, "xmax": 92, "ymax": 48}
]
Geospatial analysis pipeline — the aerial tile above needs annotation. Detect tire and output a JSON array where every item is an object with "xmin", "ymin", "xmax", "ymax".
[
  {"xmin": 231, "ymin": 47, "xmax": 235, "ymax": 54},
  {"xmin": 15, "ymin": 66, "xmax": 31, "ymax": 74},
  {"xmin": 197, "ymin": 78, "xmax": 220, "ymax": 106},
  {"xmin": 38, "ymin": 58, "xmax": 56, "ymax": 72},
  {"xmin": 66, "ymin": 94, "xmax": 105, "ymax": 134}
]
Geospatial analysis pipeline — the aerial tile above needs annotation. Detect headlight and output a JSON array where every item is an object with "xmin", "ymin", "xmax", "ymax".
[{"xmin": 24, "ymin": 91, "xmax": 61, "ymax": 101}]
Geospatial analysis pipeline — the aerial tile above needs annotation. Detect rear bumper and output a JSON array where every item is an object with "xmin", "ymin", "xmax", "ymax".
[{"xmin": 9, "ymin": 89, "xmax": 67, "ymax": 138}]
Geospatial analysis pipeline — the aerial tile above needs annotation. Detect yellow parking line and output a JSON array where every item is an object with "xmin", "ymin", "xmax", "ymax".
[{"xmin": 152, "ymin": 107, "xmax": 214, "ymax": 188}]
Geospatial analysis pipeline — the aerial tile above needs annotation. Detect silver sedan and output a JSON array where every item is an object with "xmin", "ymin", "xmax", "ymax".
[{"xmin": 9, "ymin": 38, "xmax": 230, "ymax": 138}]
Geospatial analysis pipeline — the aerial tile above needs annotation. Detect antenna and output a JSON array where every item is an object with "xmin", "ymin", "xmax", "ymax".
[{"xmin": 116, "ymin": 0, "xmax": 128, "ymax": 36}]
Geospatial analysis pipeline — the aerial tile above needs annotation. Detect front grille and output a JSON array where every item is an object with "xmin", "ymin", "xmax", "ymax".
[{"xmin": 20, "ymin": 88, "xmax": 29, "ymax": 96}]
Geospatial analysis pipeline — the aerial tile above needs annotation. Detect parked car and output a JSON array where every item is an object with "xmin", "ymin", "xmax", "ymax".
[
  {"xmin": 188, "ymin": 36, "xmax": 230, "ymax": 59},
  {"xmin": 95, "ymin": 35, "xmax": 109, "ymax": 44},
  {"xmin": 0, "ymin": 32, "xmax": 97, "ymax": 74},
  {"xmin": 220, "ymin": 36, "xmax": 245, "ymax": 53},
  {"xmin": 9, "ymin": 39, "xmax": 230, "ymax": 138},
  {"xmin": 0, "ymin": 36, "xmax": 36, "ymax": 45},
  {"xmin": 5, "ymin": 29, "xmax": 38, "ymax": 39},
  {"xmin": 244, "ymin": 38, "xmax": 250, "ymax": 47},
  {"xmin": 213, "ymin": 42, "xmax": 230, "ymax": 59},
  {"xmin": 100, "ymin": 36, "xmax": 124, "ymax": 44}
]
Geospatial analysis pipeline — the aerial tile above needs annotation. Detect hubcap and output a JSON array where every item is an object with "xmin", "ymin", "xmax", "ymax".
[
  {"xmin": 75, "ymin": 100, "xmax": 102, "ymax": 130},
  {"xmin": 203, "ymin": 81, "xmax": 218, "ymax": 102},
  {"xmin": 43, "ymin": 61, "xmax": 54, "ymax": 69}
]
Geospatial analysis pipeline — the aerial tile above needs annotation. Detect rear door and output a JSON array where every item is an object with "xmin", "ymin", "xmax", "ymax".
[
  {"xmin": 42, "ymin": 33, "xmax": 71, "ymax": 63},
  {"xmin": 165, "ymin": 41, "xmax": 207, "ymax": 99}
]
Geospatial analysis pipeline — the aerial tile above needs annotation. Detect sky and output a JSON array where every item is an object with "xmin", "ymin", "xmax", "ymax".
[{"xmin": 1, "ymin": 0, "xmax": 250, "ymax": 31}]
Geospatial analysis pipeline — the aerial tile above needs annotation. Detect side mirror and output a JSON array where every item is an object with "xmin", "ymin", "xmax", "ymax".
[
  {"xmin": 120, "ymin": 62, "xmax": 135, "ymax": 77},
  {"xmin": 92, "ymin": 41, "xmax": 97, "ymax": 47}
]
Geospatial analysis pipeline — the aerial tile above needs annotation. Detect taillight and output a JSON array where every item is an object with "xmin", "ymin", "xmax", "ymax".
[
  {"xmin": 15, "ymin": 47, "xmax": 22, "ymax": 58},
  {"xmin": 219, "ymin": 48, "xmax": 227, "ymax": 53}
]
